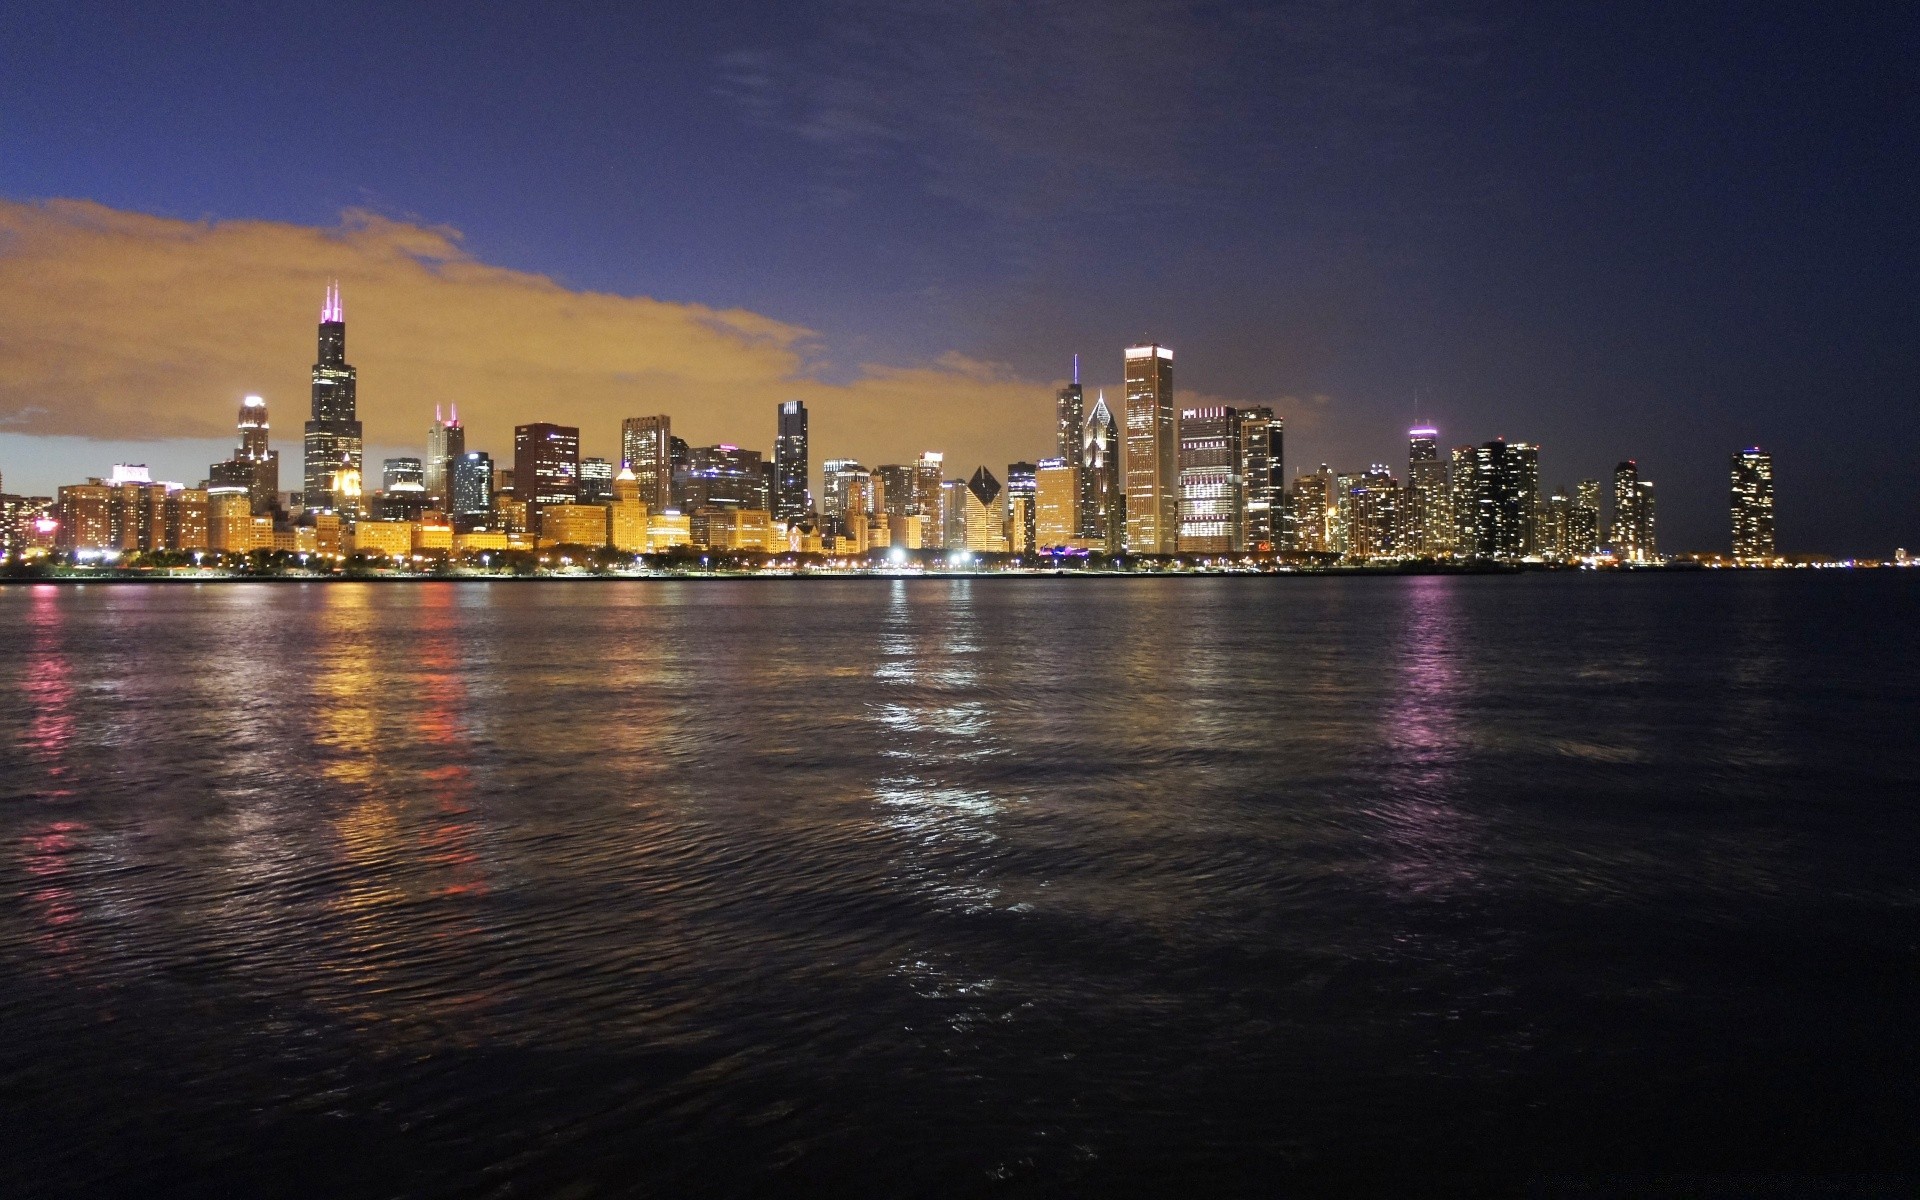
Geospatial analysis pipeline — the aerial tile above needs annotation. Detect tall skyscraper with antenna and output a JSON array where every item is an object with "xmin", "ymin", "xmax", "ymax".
[
  {"xmin": 425, "ymin": 405, "xmax": 465, "ymax": 507},
  {"xmin": 303, "ymin": 282, "xmax": 363, "ymax": 514}
]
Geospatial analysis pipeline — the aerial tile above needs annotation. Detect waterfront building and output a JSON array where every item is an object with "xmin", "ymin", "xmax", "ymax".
[
  {"xmin": 496, "ymin": 497, "xmax": 530, "ymax": 535},
  {"xmin": 620, "ymin": 416, "xmax": 673, "ymax": 511},
  {"xmin": 412, "ymin": 520, "xmax": 454, "ymax": 554},
  {"xmin": 453, "ymin": 529, "xmax": 509, "ymax": 554},
  {"xmin": 648, "ymin": 509, "xmax": 692, "ymax": 552},
  {"xmin": 822, "ymin": 459, "xmax": 872, "ymax": 531},
  {"xmin": 425, "ymin": 406, "xmax": 464, "ymax": 505},
  {"xmin": 607, "ymin": 466, "xmax": 650, "ymax": 553},
  {"xmin": 1449, "ymin": 446, "xmax": 1479, "ymax": 556},
  {"xmin": 540, "ymin": 502, "xmax": 609, "ymax": 549},
  {"xmin": 1176, "ymin": 407, "xmax": 1237, "ymax": 554},
  {"xmin": 1291, "ymin": 468, "xmax": 1333, "ymax": 555},
  {"xmin": 914, "ymin": 453, "xmax": 946, "ymax": 546},
  {"xmin": 1339, "ymin": 466, "xmax": 1400, "ymax": 561},
  {"xmin": 1081, "ymin": 392, "xmax": 1122, "ymax": 551},
  {"xmin": 1405, "ymin": 428, "xmax": 1451, "ymax": 558},
  {"xmin": 350, "ymin": 520, "xmax": 413, "ymax": 558},
  {"xmin": 1731, "ymin": 448, "xmax": 1775, "ymax": 561},
  {"xmin": 1006, "ymin": 461, "xmax": 1036, "ymax": 555},
  {"xmin": 450, "ymin": 451, "xmax": 494, "ymax": 532},
  {"xmin": 692, "ymin": 506, "xmax": 775, "ymax": 552},
  {"xmin": 579, "ymin": 457, "xmax": 615, "ymax": 504},
  {"xmin": 208, "ymin": 489, "xmax": 259, "ymax": 553},
  {"xmin": 962, "ymin": 467, "xmax": 1009, "ymax": 554},
  {"xmin": 1123, "ymin": 343, "xmax": 1177, "ymax": 554},
  {"xmin": 774, "ymin": 401, "xmax": 810, "ymax": 524},
  {"xmin": 940, "ymin": 479, "xmax": 968, "ymax": 550},
  {"xmin": 1236, "ymin": 407, "xmax": 1280, "ymax": 553},
  {"xmin": 1612, "ymin": 460, "xmax": 1658, "ymax": 562},
  {"xmin": 209, "ymin": 395, "xmax": 281, "ymax": 516},
  {"xmin": 514, "ymin": 423, "xmax": 581, "ymax": 534},
  {"xmin": 1463, "ymin": 439, "xmax": 1538, "ymax": 561},
  {"xmin": 165, "ymin": 489, "xmax": 209, "ymax": 552},
  {"xmin": 1540, "ymin": 487, "xmax": 1573, "ymax": 561},
  {"xmin": 302, "ymin": 283, "xmax": 363, "ymax": 515},
  {"xmin": 1034, "ymin": 457, "xmax": 1079, "ymax": 549},
  {"xmin": 55, "ymin": 483, "xmax": 113, "ymax": 552},
  {"xmin": 1569, "ymin": 480, "xmax": 1602, "ymax": 558},
  {"xmin": 888, "ymin": 513, "xmax": 925, "ymax": 550}
]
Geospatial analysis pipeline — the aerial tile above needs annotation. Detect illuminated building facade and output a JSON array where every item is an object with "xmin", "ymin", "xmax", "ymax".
[
  {"xmin": 1236, "ymin": 407, "xmax": 1280, "ymax": 553},
  {"xmin": 1463, "ymin": 439, "xmax": 1537, "ymax": 561},
  {"xmin": 1034, "ymin": 457, "xmax": 1079, "ymax": 548},
  {"xmin": 1730, "ymin": 448, "xmax": 1774, "ymax": 561},
  {"xmin": 962, "ymin": 467, "xmax": 1008, "ymax": 553},
  {"xmin": 774, "ymin": 401, "xmax": 810, "ymax": 524},
  {"xmin": 1005, "ymin": 461, "xmax": 1036, "ymax": 555},
  {"xmin": 1177, "ymin": 406, "xmax": 1237, "ymax": 553},
  {"xmin": 1123, "ymin": 343, "xmax": 1177, "ymax": 554},
  {"xmin": 1081, "ymin": 393, "xmax": 1121, "ymax": 551},
  {"xmin": 425, "ymin": 406, "xmax": 464, "ymax": 505},
  {"xmin": 303, "ymin": 282, "xmax": 363, "ymax": 514},
  {"xmin": 514, "ymin": 423, "xmax": 581, "ymax": 532},
  {"xmin": 1569, "ymin": 480, "xmax": 1602, "ymax": 557},
  {"xmin": 579, "ymin": 457, "xmax": 614, "ymax": 504},
  {"xmin": 451, "ymin": 451, "xmax": 494, "ymax": 532},
  {"xmin": 620, "ymin": 415, "xmax": 673, "ymax": 511},
  {"xmin": 55, "ymin": 483, "xmax": 113, "ymax": 552},
  {"xmin": 917, "ymin": 454, "xmax": 948, "ymax": 548},
  {"xmin": 1291, "ymin": 466, "xmax": 1335, "ymax": 555},
  {"xmin": 1612, "ymin": 460, "xmax": 1658, "ymax": 562},
  {"xmin": 540, "ymin": 502, "xmax": 610, "ymax": 549},
  {"xmin": 675, "ymin": 444, "xmax": 769, "ymax": 513},
  {"xmin": 876, "ymin": 465, "xmax": 915, "ymax": 519},
  {"xmin": 1405, "ymin": 428, "xmax": 1451, "ymax": 558},
  {"xmin": 209, "ymin": 395, "xmax": 280, "ymax": 515}
]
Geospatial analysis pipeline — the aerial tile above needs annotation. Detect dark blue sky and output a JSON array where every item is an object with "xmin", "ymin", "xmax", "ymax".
[{"xmin": 3, "ymin": 0, "xmax": 1915, "ymax": 552}]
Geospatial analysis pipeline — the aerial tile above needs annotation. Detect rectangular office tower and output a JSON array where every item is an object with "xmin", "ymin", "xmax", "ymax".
[
  {"xmin": 1235, "ymin": 407, "xmax": 1280, "ymax": 552},
  {"xmin": 1404, "ymin": 428, "xmax": 1451, "ymax": 558},
  {"xmin": 1177, "ymin": 407, "xmax": 1237, "ymax": 553},
  {"xmin": 1730, "ymin": 448, "xmax": 1774, "ymax": 561},
  {"xmin": 621, "ymin": 416, "xmax": 673, "ymax": 512},
  {"xmin": 1612, "ymin": 460, "xmax": 1658, "ymax": 563},
  {"xmin": 513, "ymin": 423, "xmax": 581, "ymax": 532},
  {"xmin": 774, "ymin": 401, "xmax": 809, "ymax": 524},
  {"xmin": 303, "ymin": 282, "xmax": 363, "ymax": 514},
  {"xmin": 1123, "ymin": 344, "xmax": 1177, "ymax": 554}
]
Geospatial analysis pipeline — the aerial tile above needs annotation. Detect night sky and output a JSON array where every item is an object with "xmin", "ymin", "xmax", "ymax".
[{"xmin": 1, "ymin": 1, "xmax": 1914, "ymax": 553}]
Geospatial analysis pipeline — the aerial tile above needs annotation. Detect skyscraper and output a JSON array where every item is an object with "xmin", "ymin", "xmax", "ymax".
[
  {"xmin": 1034, "ymin": 457, "xmax": 1078, "ymax": 549},
  {"xmin": 514, "ymin": 423, "xmax": 581, "ymax": 532},
  {"xmin": 1291, "ymin": 467, "xmax": 1335, "ymax": 555},
  {"xmin": 821, "ymin": 459, "xmax": 871, "ymax": 531},
  {"xmin": 1081, "ymin": 392, "xmax": 1121, "ymax": 551},
  {"xmin": 1345, "ymin": 466, "xmax": 1402, "ymax": 560},
  {"xmin": 303, "ymin": 282, "xmax": 363, "ymax": 514},
  {"xmin": 426, "ymin": 406, "xmax": 465, "ymax": 506},
  {"xmin": 1463, "ymin": 439, "xmax": 1537, "ymax": 561},
  {"xmin": 1177, "ymin": 406, "xmax": 1237, "ymax": 553},
  {"xmin": 450, "ymin": 451, "xmax": 494, "ymax": 532},
  {"xmin": 1056, "ymin": 354, "xmax": 1085, "ymax": 465},
  {"xmin": 1730, "ymin": 448, "xmax": 1775, "ymax": 561},
  {"xmin": 1405, "ymin": 428, "xmax": 1451, "ymax": 558},
  {"xmin": 1449, "ymin": 446, "xmax": 1479, "ymax": 556},
  {"xmin": 774, "ymin": 401, "xmax": 809, "ymax": 524},
  {"xmin": 1005, "ymin": 461, "xmax": 1036, "ymax": 555},
  {"xmin": 1569, "ymin": 480, "xmax": 1602, "ymax": 558},
  {"xmin": 579, "ymin": 457, "xmax": 615, "ymax": 504},
  {"xmin": 963, "ymin": 466, "xmax": 1008, "ymax": 553},
  {"xmin": 876, "ymin": 465, "xmax": 915, "ymax": 519},
  {"xmin": 621, "ymin": 416, "xmax": 673, "ymax": 511},
  {"xmin": 210, "ymin": 395, "xmax": 281, "ymax": 516},
  {"xmin": 914, "ymin": 453, "xmax": 946, "ymax": 548},
  {"xmin": 1612, "ymin": 460, "xmax": 1658, "ymax": 563},
  {"xmin": 675, "ymin": 445, "xmax": 769, "ymax": 513},
  {"xmin": 1123, "ymin": 343, "xmax": 1177, "ymax": 554},
  {"xmin": 1235, "ymin": 407, "xmax": 1280, "ymax": 553}
]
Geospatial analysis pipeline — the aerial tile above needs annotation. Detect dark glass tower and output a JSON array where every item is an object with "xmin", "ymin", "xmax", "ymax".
[
  {"xmin": 302, "ymin": 282, "xmax": 363, "ymax": 514},
  {"xmin": 774, "ymin": 401, "xmax": 809, "ymax": 524}
]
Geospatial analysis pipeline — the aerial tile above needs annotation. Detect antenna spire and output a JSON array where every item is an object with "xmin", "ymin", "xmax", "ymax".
[{"xmin": 1073, "ymin": 353, "xmax": 1080, "ymax": 387}]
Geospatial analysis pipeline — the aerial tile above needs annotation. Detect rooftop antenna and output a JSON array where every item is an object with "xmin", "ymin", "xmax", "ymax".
[{"xmin": 1073, "ymin": 353, "xmax": 1080, "ymax": 387}]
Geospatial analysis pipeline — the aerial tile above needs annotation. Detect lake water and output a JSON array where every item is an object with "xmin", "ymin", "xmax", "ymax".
[{"xmin": 2, "ymin": 574, "xmax": 1917, "ymax": 1196}]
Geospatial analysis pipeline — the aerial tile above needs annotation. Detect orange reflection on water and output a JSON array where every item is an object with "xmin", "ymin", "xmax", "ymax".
[{"xmin": 21, "ymin": 587, "xmax": 76, "ymax": 799}]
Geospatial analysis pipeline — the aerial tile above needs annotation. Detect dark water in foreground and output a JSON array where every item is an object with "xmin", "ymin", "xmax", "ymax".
[{"xmin": 2, "ymin": 574, "xmax": 1918, "ymax": 1197}]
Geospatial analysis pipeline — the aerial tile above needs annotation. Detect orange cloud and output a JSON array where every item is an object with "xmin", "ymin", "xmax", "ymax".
[{"xmin": 0, "ymin": 199, "xmax": 1056, "ymax": 476}]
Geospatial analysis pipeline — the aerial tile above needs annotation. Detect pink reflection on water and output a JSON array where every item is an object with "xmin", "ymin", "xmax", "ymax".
[
  {"xmin": 1376, "ymin": 575, "xmax": 1479, "ymax": 894},
  {"xmin": 20, "ymin": 587, "xmax": 75, "ymax": 799},
  {"xmin": 20, "ymin": 821, "xmax": 88, "ymax": 964}
]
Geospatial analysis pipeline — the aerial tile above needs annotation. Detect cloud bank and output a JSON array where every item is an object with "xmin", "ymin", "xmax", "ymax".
[{"xmin": 0, "ymin": 199, "xmax": 1054, "ymax": 479}]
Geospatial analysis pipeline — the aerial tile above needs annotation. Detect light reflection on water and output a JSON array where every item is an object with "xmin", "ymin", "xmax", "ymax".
[{"xmin": 0, "ymin": 574, "xmax": 1917, "ymax": 1196}]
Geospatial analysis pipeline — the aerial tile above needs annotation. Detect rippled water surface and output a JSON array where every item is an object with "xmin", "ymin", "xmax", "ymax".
[{"xmin": 3, "ymin": 574, "xmax": 1918, "ymax": 1196}]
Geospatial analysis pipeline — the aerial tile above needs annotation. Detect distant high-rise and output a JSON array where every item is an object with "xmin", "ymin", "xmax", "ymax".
[
  {"xmin": 302, "ymin": 282, "xmax": 363, "ymax": 514},
  {"xmin": 914, "ymin": 453, "xmax": 946, "ymax": 547},
  {"xmin": 1034, "ymin": 457, "xmax": 1079, "ymax": 549},
  {"xmin": 1081, "ymin": 392, "xmax": 1121, "ymax": 551},
  {"xmin": 1405, "ymin": 428, "xmax": 1451, "ymax": 558},
  {"xmin": 821, "ymin": 459, "xmax": 871, "ymax": 532},
  {"xmin": 963, "ymin": 466, "xmax": 1008, "ymax": 553},
  {"xmin": 1056, "ymin": 354, "xmax": 1085, "ymax": 467},
  {"xmin": 1448, "ymin": 446, "xmax": 1479, "ymax": 556},
  {"xmin": 1177, "ymin": 406, "xmax": 1237, "ymax": 553},
  {"xmin": 514, "ymin": 423, "xmax": 581, "ymax": 532},
  {"xmin": 210, "ymin": 395, "xmax": 280, "ymax": 516},
  {"xmin": 425, "ymin": 406, "xmax": 464, "ymax": 505},
  {"xmin": 579, "ymin": 457, "xmax": 615, "ymax": 504},
  {"xmin": 1730, "ymin": 448, "xmax": 1775, "ymax": 561},
  {"xmin": 1569, "ymin": 480, "xmax": 1602, "ymax": 558},
  {"xmin": 675, "ymin": 444, "xmax": 769, "ymax": 513},
  {"xmin": 1464, "ymin": 439, "xmax": 1537, "ymax": 561},
  {"xmin": 1235, "ymin": 407, "xmax": 1280, "ymax": 553},
  {"xmin": 383, "ymin": 457, "xmax": 425, "ymax": 492},
  {"xmin": 620, "ymin": 416, "xmax": 673, "ymax": 511},
  {"xmin": 1612, "ymin": 460, "xmax": 1658, "ymax": 562},
  {"xmin": 450, "ymin": 451, "xmax": 494, "ymax": 532},
  {"xmin": 1291, "ymin": 466, "xmax": 1335, "ymax": 555},
  {"xmin": 774, "ymin": 401, "xmax": 809, "ymax": 524},
  {"xmin": 1005, "ymin": 461, "xmax": 1036, "ymax": 555},
  {"xmin": 875, "ymin": 464, "xmax": 916, "ymax": 519},
  {"xmin": 1345, "ymin": 466, "xmax": 1401, "ymax": 560},
  {"xmin": 1123, "ymin": 343, "xmax": 1177, "ymax": 554}
]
